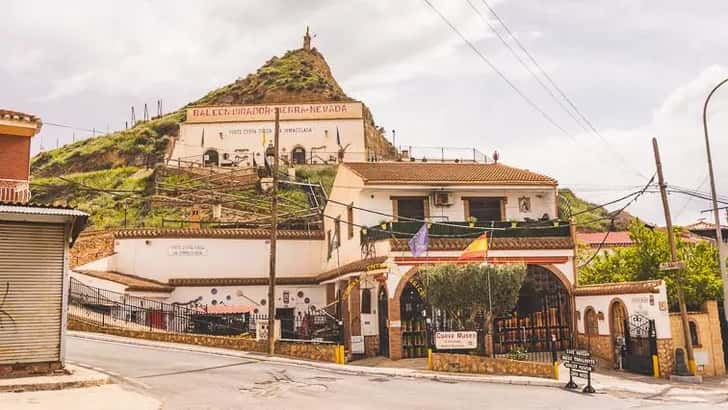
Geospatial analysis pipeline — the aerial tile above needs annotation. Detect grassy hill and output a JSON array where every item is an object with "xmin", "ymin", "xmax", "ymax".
[
  {"xmin": 559, "ymin": 188, "xmax": 634, "ymax": 232},
  {"xmin": 29, "ymin": 46, "xmax": 392, "ymax": 229}
]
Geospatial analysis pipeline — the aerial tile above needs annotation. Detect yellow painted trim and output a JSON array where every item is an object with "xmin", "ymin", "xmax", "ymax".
[
  {"xmin": 689, "ymin": 359, "xmax": 698, "ymax": 376},
  {"xmin": 652, "ymin": 355, "xmax": 660, "ymax": 378},
  {"xmin": 0, "ymin": 123, "xmax": 38, "ymax": 137},
  {"xmin": 427, "ymin": 349, "xmax": 433, "ymax": 370},
  {"xmin": 553, "ymin": 361, "xmax": 559, "ymax": 380}
]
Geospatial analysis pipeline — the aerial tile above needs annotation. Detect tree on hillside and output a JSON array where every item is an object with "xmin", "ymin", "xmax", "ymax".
[
  {"xmin": 419, "ymin": 263, "xmax": 527, "ymax": 331},
  {"xmin": 579, "ymin": 221, "xmax": 723, "ymax": 310}
]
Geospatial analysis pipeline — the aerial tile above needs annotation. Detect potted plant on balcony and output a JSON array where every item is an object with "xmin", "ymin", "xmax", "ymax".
[{"xmin": 467, "ymin": 216, "xmax": 477, "ymax": 228}]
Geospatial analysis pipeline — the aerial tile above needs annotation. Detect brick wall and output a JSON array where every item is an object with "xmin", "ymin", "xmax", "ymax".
[
  {"xmin": 69, "ymin": 318, "xmax": 339, "ymax": 363},
  {"xmin": 432, "ymin": 352, "xmax": 556, "ymax": 379},
  {"xmin": 0, "ymin": 135, "xmax": 31, "ymax": 181},
  {"xmin": 363, "ymin": 335, "xmax": 379, "ymax": 358},
  {"xmin": 669, "ymin": 300, "xmax": 726, "ymax": 377},
  {"xmin": 387, "ymin": 295, "xmax": 402, "ymax": 360},
  {"xmin": 0, "ymin": 361, "xmax": 64, "ymax": 379}
]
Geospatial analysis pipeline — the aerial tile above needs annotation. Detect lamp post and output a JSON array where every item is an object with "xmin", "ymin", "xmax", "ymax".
[{"xmin": 702, "ymin": 78, "xmax": 728, "ymax": 319}]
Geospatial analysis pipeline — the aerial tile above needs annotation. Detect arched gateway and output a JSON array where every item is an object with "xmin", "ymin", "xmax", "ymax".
[{"xmin": 388, "ymin": 264, "xmax": 573, "ymax": 360}]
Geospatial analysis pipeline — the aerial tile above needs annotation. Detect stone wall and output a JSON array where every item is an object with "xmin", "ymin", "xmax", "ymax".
[
  {"xmin": 431, "ymin": 352, "xmax": 556, "ymax": 379},
  {"xmin": 70, "ymin": 230, "xmax": 115, "ymax": 268},
  {"xmin": 0, "ymin": 361, "xmax": 64, "ymax": 379},
  {"xmin": 363, "ymin": 335, "xmax": 379, "ymax": 358},
  {"xmin": 656, "ymin": 338, "xmax": 674, "ymax": 377},
  {"xmin": 669, "ymin": 300, "xmax": 726, "ymax": 377},
  {"xmin": 576, "ymin": 333, "xmax": 613, "ymax": 366},
  {"xmin": 69, "ymin": 318, "xmax": 339, "ymax": 363}
]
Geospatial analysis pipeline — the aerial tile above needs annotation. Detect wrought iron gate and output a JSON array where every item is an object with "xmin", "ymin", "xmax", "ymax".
[{"xmin": 622, "ymin": 314, "xmax": 657, "ymax": 375}]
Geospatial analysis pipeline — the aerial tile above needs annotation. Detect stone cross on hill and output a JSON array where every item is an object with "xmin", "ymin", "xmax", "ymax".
[{"xmin": 304, "ymin": 26, "xmax": 312, "ymax": 50}]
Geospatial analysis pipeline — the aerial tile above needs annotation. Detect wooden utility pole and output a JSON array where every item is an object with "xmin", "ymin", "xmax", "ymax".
[
  {"xmin": 267, "ymin": 108, "xmax": 280, "ymax": 356},
  {"xmin": 652, "ymin": 137, "xmax": 696, "ymax": 375}
]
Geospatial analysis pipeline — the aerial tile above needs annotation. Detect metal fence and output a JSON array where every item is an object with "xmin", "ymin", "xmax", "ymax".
[{"xmin": 69, "ymin": 278, "xmax": 342, "ymax": 342}]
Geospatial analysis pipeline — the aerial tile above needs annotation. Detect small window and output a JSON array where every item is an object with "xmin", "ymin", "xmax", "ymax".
[
  {"xmin": 689, "ymin": 321, "xmax": 700, "ymax": 347},
  {"xmin": 347, "ymin": 204, "xmax": 354, "ymax": 239},
  {"xmin": 466, "ymin": 198, "xmax": 503, "ymax": 222},
  {"xmin": 291, "ymin": 146, "xmax": 306, "ymax": 165},
  {"xmin": 361, "ymin": 288, "xmax": 372, "ymax": 314},
  {"xmin": 394, "ymin": 197, "xmax": 427, "ymax": 221},
  {"xmin": 334, "ymin": 217, "xmax": 341, "ymax": 248}
]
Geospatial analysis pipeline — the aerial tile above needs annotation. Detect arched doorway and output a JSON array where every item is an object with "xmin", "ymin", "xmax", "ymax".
[
  {"xmin": 610, "ymin": 299, "xmax": 628, "ymax": 367},
  {"xmin": 377, "ymin": 286, "xmax": 389, "ymax": 356},
  {"xmin": 291, "ymin": 146, "xmax": 306, "ymax": 165},
  {"xmin": 203, "ymin": 149, "xmax": 219, "ymax": 167},
  {"xmin": 493, "ymin": 265, "xmax": 573, "ymax": 355},
  {"xmin": 399, "ymin": 281, "xmax": 428, "ymax": 358},
  {"xmin": 584, "ymin": 306, "xmax": 599, "ymax": 350}
]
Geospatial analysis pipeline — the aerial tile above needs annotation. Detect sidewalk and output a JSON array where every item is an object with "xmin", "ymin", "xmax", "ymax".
[
  {"xmin": 0, "ymin": 384, "xmax": 160, "ymax": 410},
  {"xmin": 69, "ymin": 330, "xmax": 728, "ymax": 401},
  {"xmin": 0, "ymin": 364, "xmax": 110, "ymax": 393}
]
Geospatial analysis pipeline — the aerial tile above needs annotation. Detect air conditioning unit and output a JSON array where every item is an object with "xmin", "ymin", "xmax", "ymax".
[{"xmin": 432, "ymin": 191, "xmax": 453, "ymax": 207}]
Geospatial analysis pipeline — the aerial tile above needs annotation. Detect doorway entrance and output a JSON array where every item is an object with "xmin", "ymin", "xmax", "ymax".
[
  {"xmin": 400, "ymin": 282, "xmax": 428, "ymax": 358},
  {"xmin": 203, "ymin": 149, "xmax": 219, "ymax": 167},
  {"xmin": 378, "ymin": 286, "xmax": 389, "ymax": 356},
  {"xmin": 276, "ymin": 308, "xmax": 295, "ymax": 339},
  {"xmin": 291, "ymin": 146, "xmax": 306, "ymax": 165}
]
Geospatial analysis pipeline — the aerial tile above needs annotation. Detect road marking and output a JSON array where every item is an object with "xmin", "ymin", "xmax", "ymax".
[{"xmin": 136, "ymin": 360, "xmax": 258, "ymax": 379}]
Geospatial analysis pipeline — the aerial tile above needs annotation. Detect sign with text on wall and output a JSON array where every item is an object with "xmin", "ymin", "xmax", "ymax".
[
  {"xmin": 186, "ymin": 102, "xmax": 363, "ymax": 123},
  {"xmin": 168, "ymin": 245, "xmax": 207, "ymax": 256},
  {"xmin": 435, "ymin": 331, "xmax": 477, "ymax": 350}
]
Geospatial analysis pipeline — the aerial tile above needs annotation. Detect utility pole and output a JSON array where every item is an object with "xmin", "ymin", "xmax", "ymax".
[
  {"xmin": 652, "ymin": 137, "xmax": 696, "ymax": 375},
  {"xmin": 267, "ymin": 108, "xmax": 280, "ymax": 356},
  {"xmin": 702, "ymin": 78, "xmax": 728, "ymax": 321}
]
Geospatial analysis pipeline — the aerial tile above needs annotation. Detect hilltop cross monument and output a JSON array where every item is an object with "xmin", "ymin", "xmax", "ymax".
[{"xmin": 303, "ymin": 26, "xmax": 312, "ymax": 50}]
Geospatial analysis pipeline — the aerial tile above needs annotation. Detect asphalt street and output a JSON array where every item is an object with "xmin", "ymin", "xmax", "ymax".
[{"xmin": 66, "ymin": 335, "xmax": 726, "ymax": 410}]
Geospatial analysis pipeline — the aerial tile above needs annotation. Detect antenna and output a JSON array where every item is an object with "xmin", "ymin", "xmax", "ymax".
[
  {"xmin": 143, "ymin": 103, "xmax": 149, "ymax": 121},
  {"xmin": 131, "ymin": 106, "xmax": 136, "ymax": 125}
]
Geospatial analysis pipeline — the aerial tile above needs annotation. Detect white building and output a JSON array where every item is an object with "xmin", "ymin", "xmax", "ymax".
[{"xmin": 170, "ymin": 102, "xmax": 371, "ymax": 167}]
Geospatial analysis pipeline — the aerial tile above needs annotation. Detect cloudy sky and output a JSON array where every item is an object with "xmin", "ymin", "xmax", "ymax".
[{"xmin": 3, "ymin": 0, "xmax": 728, "ymax": 226}]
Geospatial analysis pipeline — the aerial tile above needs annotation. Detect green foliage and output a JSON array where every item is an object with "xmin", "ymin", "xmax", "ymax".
[
  {"xmin": 579, "ymin": 221, "xmax": 723, "ymax": 309},
  {"xmin": 295, "ymin": 165, "xmax": 337, "ymax": 194},
  {"xmin": 419, "ymin": 263, "xmax": 527, "ymax": 329},
  {"xmin": 559, "ymin": 189, "xmax": 634, "ymax": 232}
]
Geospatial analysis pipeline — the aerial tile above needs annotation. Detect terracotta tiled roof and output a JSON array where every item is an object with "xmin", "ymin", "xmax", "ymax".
[
  {"xmin": 343, "ymin": 162, "xmax": 557, "ymax": 186},
  {"xmin": 169, "ymin": 277, "xmax": 318, "ymax": 286},
  {"xmin": 390, "ymin": 236, "xmax": 574, "ymax": 252},
  {"xmin": 75, "ymin": 270, "xmax": 174, "ymax": 293},
  {"xmin": 111, "ymin": 227, "xmax": 323, "ymax": 240},
  {"xmin": 576, "ymin": 231, "xmax": 633, "ymax": 247},
  {"xmin": 574, "ymin": 280, "xmax": 663, "ymax": 296},
  {"xmin": 685, "ymin": 221, "xmax": 728, "ymax": 231},
  {"xmin": 0, "ymin": 109, "xmax": 41, "ymax": 125},
  {"xmin": 316, "ymin": 256, "xmax": 388, "ymax": 283}
]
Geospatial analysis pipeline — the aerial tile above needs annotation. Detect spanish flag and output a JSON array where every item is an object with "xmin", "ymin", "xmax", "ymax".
[{"xmin": 458, "ymin": 234, "xmax": 488, "ymax": 260}]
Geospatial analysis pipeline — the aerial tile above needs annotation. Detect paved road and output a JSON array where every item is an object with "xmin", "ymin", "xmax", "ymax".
[{"xmin": 66, "ymin": 336, "xmax": 724, "ymax": 410}]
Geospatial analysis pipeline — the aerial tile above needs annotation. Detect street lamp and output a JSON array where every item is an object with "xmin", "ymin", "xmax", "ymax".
[{"xmin": 702, "ymin": 78, "xmax": 728, "ymax": 319}]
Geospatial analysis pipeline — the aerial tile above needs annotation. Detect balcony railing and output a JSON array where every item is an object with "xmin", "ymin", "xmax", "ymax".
[
  {"xmin": 361, "ymin": 220, "xmax": 571, "ymax": 241},
  {"xmin": 0, "ymin": 179, "xmax": 30, "ymax": 203}
]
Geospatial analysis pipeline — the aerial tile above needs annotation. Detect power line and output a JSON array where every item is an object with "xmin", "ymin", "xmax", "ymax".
[
  {"xmin": 478, "ymin": 0, "xmax": 648, "ymax": 179},
  {"xmin": 44, "ymin": 122, "xmax": 100, "ymax": 134},
  {"xmin": 421, "ymin": 0, "xmax": 574, "ymax": 140}
]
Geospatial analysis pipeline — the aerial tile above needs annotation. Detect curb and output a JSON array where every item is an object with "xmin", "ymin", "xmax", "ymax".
[
  {"xmin": 68, "ymin": 331, "xmax": 562, "ymax": 389},
  {"xmin": 0, "ymin": 365, "xmax": 111, "ymax": 393}
]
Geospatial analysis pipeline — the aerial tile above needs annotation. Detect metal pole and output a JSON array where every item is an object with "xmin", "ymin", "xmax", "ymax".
[
  {"xmin": 702, "ymin": 78, "xmax": 728, "ymax": 320},
  {"xmin": 268, "ymin": 108, "xmax": 280, "ymax": 355},
  {"xmin": 652, "ymin": 137, "xmax": 696, "ymax": 375}
]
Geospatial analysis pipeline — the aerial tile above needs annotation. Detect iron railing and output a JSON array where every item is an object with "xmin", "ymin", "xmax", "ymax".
[{"xmin": 69, "ymin": 278, "xmax": 342, "ymax": 341}]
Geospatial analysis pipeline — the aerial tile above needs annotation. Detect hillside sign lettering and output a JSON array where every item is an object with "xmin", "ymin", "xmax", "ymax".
[
  {"xmin": 562, "ymin": 349, "xmax": 596, "ymax": 393},
  {"xmin": 187, "ymin": 102, "xmax": 363, "ymax": 123}
]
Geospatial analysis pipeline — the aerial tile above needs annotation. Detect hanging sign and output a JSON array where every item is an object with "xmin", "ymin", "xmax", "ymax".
[
  {"xmin": 434, "ymin": 331, "xmax": 477, "ymax": 350},
  {"xmin": 659, "ymin": 261, "xmax": 686, "ymax": 271}
]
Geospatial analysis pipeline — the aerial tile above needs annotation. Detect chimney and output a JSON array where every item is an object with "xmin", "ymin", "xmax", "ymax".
[{"xmin": 0, "ymin": 109, "xmax": 42, "ymax": 203}]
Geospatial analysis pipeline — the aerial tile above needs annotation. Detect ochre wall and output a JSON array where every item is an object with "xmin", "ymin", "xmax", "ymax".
[{"xmin": 669, "ymin": 300, "xmax": 726, "ymax": 377}]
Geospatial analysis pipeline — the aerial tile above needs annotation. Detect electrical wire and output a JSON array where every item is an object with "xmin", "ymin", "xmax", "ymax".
[
  {"xmin": 479, "ymin": 0, "xmax": 648, "ymax": 179},
  {"xmin": 421, "ymin": 0, "xmax": 574, "ymax": 140}
]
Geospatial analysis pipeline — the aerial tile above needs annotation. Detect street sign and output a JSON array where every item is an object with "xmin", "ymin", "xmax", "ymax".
[
  {"xmin": 562, "ymin": 349, "xmax": 596, "ymax": 393},
  {"xmin": 659, "ymin": 261, "xmax": 686, "ymax": 271}
]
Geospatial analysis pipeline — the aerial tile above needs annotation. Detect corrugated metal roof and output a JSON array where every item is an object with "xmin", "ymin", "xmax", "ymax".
[{"xmin": 0, "ymin": 202, "xmax": 88, "ymax": 217}]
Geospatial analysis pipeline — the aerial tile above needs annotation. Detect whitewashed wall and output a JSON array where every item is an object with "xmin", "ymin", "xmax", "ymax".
[
  {"xmin": 71, "ymin": 271, "xmax": 127, "ymax": 294},
  {"xmin": 170, "ymin": 285, "xmax": 326, "ymax": 318},
  {"xmin": 575, "ymin": 282, "xmax": 671, "ymax": 338},
  {"xmin": 109, "ymin": 238, "xmax": 324, "ymax": 282},
  {"xmin": 172, "ymin": 118, "xmax": 366, "ymax": 164}
]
